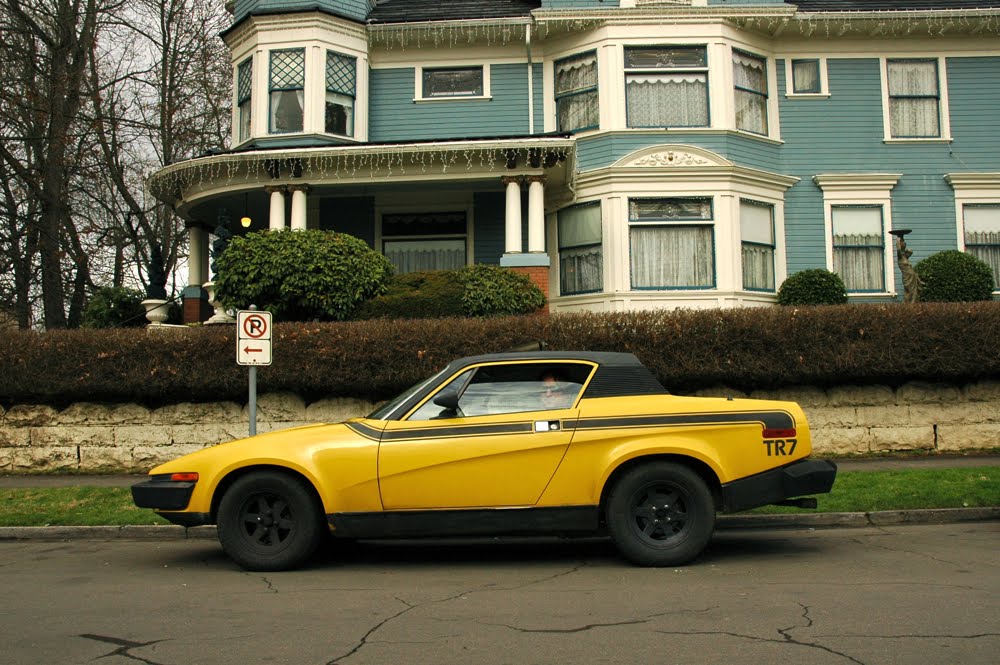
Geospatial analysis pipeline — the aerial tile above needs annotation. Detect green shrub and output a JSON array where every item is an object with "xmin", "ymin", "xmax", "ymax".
[
  {"xmin": 81, "ymin": 287, "xmax": 147, "ymax": 328},
  {"xmin": 777, "ymin": 269, "xmax": 849, "ymax": 306},
  {"xmin": 916, "ymin": 250, "xmax": 995, "ymax": 302},
  {"xmin": 354, "ymin": 271, "xmax": 465, "ymax": 320},
  {"xmin": 457, "ymin": 264, "xmax": 545, "ymax": 316},
  {"xmin": 214, "ymin": 230, "xmax": 393, "ymax": 321}
]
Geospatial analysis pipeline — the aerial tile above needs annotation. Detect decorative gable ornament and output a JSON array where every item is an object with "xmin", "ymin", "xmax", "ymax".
[{"xmin": 614, "ymin": 145, "xmax": 732, "ymax": 169}]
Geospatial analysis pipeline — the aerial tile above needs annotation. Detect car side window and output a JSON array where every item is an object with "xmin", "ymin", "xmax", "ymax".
[{"xmin": 407, "ymin": 362, "xmax": 591, "ymax": 421}]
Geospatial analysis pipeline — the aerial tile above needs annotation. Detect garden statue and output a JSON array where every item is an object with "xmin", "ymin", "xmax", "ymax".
[{"xmin": 890, "ymin": 229, "xmax": 922, "ymax": 303}]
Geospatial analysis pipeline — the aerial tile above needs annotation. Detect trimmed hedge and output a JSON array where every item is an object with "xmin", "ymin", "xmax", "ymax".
[
  {"xmin": 916, "ymin": 250, "xmax": 995, "ymax": 302},
  {"xmin": 777, "ymin": 269, "xmax": 848, "ymax": 306},
  {"xmin": 354, "ymin": 271, "xmax": 466, "ymax": 320},
  {"xmin": 2, "ymin": 303, "xmax": 998, "ymax": 406}
]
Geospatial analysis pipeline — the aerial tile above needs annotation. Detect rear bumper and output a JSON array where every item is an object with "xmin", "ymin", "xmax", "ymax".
[{"xmin": 721, "ymin": 459, "xmax": 837, "ymax": 513}]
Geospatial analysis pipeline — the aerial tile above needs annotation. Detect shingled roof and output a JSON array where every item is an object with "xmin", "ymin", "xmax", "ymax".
[
  {"xmin": 787, "ymin": 1, "xmax": 1000, "ymax": 10},
  {"xmin": 367, "ymin": 0, "xmax": 541, "ymax": 24}
]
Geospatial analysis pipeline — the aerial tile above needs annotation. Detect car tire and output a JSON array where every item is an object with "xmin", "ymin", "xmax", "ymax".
[
  {"xmin": 606, "ymin": 462, "xmax": 716, "ymax": 567},
  {"xmin": 217, "ymin": 471, "xmax": 325, "ymax": 572}
]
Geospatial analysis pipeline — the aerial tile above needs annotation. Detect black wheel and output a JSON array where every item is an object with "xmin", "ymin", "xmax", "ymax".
[
  {"xmin": 606, "ymin": 462, "xmax": 716, "ymax": 567},
  {"xmin": 217, "ymin": 471, "xmax": 325, "ymax": 571}
]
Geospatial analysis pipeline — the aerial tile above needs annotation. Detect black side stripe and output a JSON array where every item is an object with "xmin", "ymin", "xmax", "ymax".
[
  {"xmin": 564, "ymin": 411, "xmax": 795, "ymax": 431},
  {"xmin": 380, "ymin": 422, "xmax": 534, "ymax": 441},
  {"xmin": 346, "ymin": 421, "xmax": 383, "ymax": 440}
]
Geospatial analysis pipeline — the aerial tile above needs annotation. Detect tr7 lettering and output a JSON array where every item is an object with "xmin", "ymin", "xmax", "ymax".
[{"xmin": 763, "ymin": 439, "xmax": 797, "ymax": 456}]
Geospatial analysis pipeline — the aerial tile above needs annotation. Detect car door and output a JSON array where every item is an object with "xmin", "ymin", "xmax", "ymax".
[{"xmin": 377, "ymin": 360, "xmax": 595, "ymax": 510}]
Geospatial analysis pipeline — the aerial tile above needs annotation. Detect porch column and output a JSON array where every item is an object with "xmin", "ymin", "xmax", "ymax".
[
  {"xmin": 188, "ymin": 226, "xmax": 209, "ymax": 286},
  {"xmin": 182, "ymin": 224, "xmax": 212, "ymax": 324},
  {"xmin": 266, "ymin": 185, "xmax": 286, "ymax": 230},
  {"xmin": 503, "ymin": 176, "xmax": 522, "ymax": 253},
  {"xmin": 527, "ymin": 175, "xmax": 546, "ymax": 253},
  {"xmin": 289, "ymin": 184, "xmax": 309, "ymax": 231}
]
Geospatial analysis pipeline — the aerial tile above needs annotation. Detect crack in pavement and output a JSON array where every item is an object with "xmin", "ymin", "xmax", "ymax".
[
  {"xmin": 325, "ymin": 563, "xmax": 589, "ymax": 663},
  {"xmin": 851, "ymin": 533, "xmax": 967, "ymax": 568},
  {"xmin": 484, "ymin": 606, "xmax": 716, "ymax": 634},
  {"xmin": 651, "ymin": 603, "xmax": 866, "ymax": 665},
  {"xmin": 79, "ymin": 634, "xmax": 169, "ymax": 665},
  {"xmin": 820, "ymin": 632, "xmax": 1000, "ymax": 640}
]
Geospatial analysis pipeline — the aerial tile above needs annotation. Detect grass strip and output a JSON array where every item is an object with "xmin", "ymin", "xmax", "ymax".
[{"xmin": 0, "ymin": 467, "xmax": 996, "ymax": 527}]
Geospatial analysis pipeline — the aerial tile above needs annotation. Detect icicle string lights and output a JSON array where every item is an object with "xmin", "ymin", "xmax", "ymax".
[{"xmin": 147, "ymin": 145, "xmax": 573, "ymax": 203}]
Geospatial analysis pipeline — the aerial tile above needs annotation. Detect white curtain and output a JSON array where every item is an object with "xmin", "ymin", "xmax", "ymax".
[
  {"xmin": 888, "ymin": 60, "xmax": 939, "ymax": 137},
  {"xmin": 270, "ymin": 90, "xmax": 304, "ymax": 133},
  {"xmin": 630, "ymin": 226, "xmax": 714, "ymax": 288},
  {"xmin": 626, "ymin": 74, "xmax": 708, "ymax": 127},
  {"xmin": 792, "ymin": 60, "xmax": 820, "ymax": 93},
  {"xmin": 833, "ymin": 207, "xmax": 884, "ymax": 291},
  {"xmin": 560, "ymin": 246, "xmax": 603, "ymax": 295},
  {"xmin": 325, "ymin": 91, "xmax": 354, "ymax": 135},
  {"xmin": 384, "ymin": 240, "xmax": 466, "ymax": 274},
  {"xmin": 740, "ymin": 201, "xmax": 774, "ymax": 290},
  {"xmin": 734, "ymin": 53, "xmax": 767, "ymax": 133},
  {"xmin": 557, "ymin": 92, "xmax": 598, "ymax": 132},
  {"xmin": 964, "ymin": 204, "xmax": 1000, "ymax": 289}
]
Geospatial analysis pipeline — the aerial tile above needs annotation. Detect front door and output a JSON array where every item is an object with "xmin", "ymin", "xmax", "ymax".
[{"xmin": 377, "ymin": 361, "xmax": 595, "ymax": 509}]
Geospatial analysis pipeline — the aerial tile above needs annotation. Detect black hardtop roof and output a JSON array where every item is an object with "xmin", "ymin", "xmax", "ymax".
[{"xmin": 448, "ymin": 351, "xmax": 644, "ymax": 369}]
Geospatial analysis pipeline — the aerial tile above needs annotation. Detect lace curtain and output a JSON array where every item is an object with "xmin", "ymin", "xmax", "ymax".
[
  {"xmin": 888, "ymin": 60, "xmax": 940, "ymax": 137},
  {"xmin": 740, "ymin": 201, "xmax": 775, "ymax": 290},
  {"xmin": 792, "ymin": 60, "xmax": 820, "ymax": 93},
  {"xmin": 559, "ymin": 203, "xmax": 602, "ymax": 294},
  {"xmin": 832, "ymin": 207, "xmax": 884, "ymax": 291},
  {"xmin": 630, "ymin": 225, "xmax": 714, "ymax": 288},
  {"xmin": 556, "ymin": 53, "xmax": 598, "ymax": 131},
  {"xmin": 964, "ymin": 205, "xmax": 1000, "ymax": 289},
  {"xmin": 626, "ymin": 74, "xmax": 708, "ymax": 127},
  {"xmin": 384, "ymin": 240, "xmax": 466, "ymax": 274},
  {"xmin": 734, "ymin": 53, "xmax": 767, "ymax": 134}
]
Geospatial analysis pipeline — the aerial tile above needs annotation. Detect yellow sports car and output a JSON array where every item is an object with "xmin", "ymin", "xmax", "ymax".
[{"xmin": 132, "ymin": 351, "xmax": 836, "ymax": 571}]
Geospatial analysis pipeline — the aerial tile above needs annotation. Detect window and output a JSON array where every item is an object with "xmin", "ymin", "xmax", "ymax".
[
  {"xmin": 791, "ymin": 59, "xmax": 821, "ymax": 94},
  {"xmin": 237, "ymin": 58, "xmax": 252, "ymax": 142},
  {"xmin": 558, "ymin": 203, "xmax": 603, "ymax": 295},
  {"xmin": 381, "ymin": 212, "xmax": 467, "ymax": 274},
  {"xmin": 887, "ymin": 59, "xmax": 940, "ymax": 138},
  {"xmin": 422, "ymin": 67, "xmax": 483, "ymax": 98},
  {"xmin": 963, "ymin": 204, "xmax": 1000, "ymax": 290},
  {"xmin": 629, "ymin": 198, "xmax": 714, "ymax": 289},
  {"xmin": 832, "ymin": 206, "xmax": 885, "ymax": 292},
  {"xmin": 269, "ymin": 49, "xmax": 305, "ymax": 133},
  {"xmin": 408, "ymin": 363, "xmax": 592, "ymax": 421},
  {"xmin": 555, "ymin": 51, "xmax": 599, "ymax": 132},
  {"xmin": 625, "ymin": 46, "xmax": 709, "ymax": 128},
  {"xmin": 741, "ymin": 200, "xmax": 775, "ymax": 291},
  {"xmin": 733, "ymin": 51, "xmax": 768, "ymax": 134},
  {"xmin": 325, "ymin": 51, "xmax": 356, "ymax": 136}
]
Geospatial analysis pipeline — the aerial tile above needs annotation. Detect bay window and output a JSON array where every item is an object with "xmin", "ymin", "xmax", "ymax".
[
  {"xmin": 629, "ymin": 198, "xmax": 715, "ymax": 289},
  {"xmin": 625, "ymin": 46, "xmax": 709, "ymax": 128},
  {"xmin": 832, "ymin": 206, "xmax": 885, "ymax": 292},
  {"xmin": 555, "ymin": 51, "xmax": 599, "ymax": 132},
  {"xmin": 733, "ymin": 51, "xmax": 768, "ymax": 135},
  {"xmin": 558, "ymin": 203, "xmax": 603, "ymax": 295},
  {"xmin": 269, "ymin": 48, "xmax": 305, "ymax": 133},
  {"xmin": 963, "ymin": 204, "xmax": 1000, "ymax": 290},
  {"xmin": 325, "ymin": 51, "xmax": 356, "ymax": 137},
  {"xmin": 741, "ymin": 200, "xmax": 775, "ymax": 291},
  {"xmin": 382, "ymin": 212, "xmax": 467, "ymax": 274}
]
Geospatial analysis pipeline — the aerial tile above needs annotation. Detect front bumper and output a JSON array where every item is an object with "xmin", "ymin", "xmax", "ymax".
[
  {"xmin": 131, "ymin": 477, "xmax": 196, "ymax": 511},
  {"xmin": 721, "ymin": 459, "xmax": 837, "ymax": 513}
]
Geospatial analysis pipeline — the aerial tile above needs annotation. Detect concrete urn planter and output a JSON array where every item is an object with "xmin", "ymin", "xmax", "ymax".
[
  {"xmin": 140, "ymin": 299, "xmax": 170, "ymax": 326},
  {"xmin": 203, "ymin": 281, "xmax": 235, "ymax": 324}
]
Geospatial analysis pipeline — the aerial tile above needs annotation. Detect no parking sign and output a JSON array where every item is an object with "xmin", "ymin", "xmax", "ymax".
[{"xmin": 236, "ymin": 310, "xmax": 273, "ymax": 366}]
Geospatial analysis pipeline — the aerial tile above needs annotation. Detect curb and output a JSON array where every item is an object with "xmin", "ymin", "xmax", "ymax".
[{"xmin": 0, "ymin": 508, "xmax": 996, "ymax": 541}]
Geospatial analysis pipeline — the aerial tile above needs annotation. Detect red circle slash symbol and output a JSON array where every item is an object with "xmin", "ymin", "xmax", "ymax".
[{"xmin": 243, "ymin": 314, "xmax": 268, "ymax": 339}]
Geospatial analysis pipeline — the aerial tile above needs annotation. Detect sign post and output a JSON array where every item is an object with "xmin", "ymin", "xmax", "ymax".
[{"xmin": 236, "ymin": 307, "xmax": 273, "ymax": 436}]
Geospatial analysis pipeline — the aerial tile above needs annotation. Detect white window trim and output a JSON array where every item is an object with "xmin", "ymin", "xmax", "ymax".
[
  {"xmin": 879, "ymin": 56, "xmax": 952, "ymax": 144},
  {"xmin": 414, "ymin": 64, "xmax": 492, "ymax": 103},
  {"xmin": 375, "ymin": 198, "xmax": 475, "ymax": 268},
  {"xmin": 815, "ymin": 173, "xmax": 902, "ymax": 297},
  {"xmin": 784, "ymin": 57, "xmax": 830, "ymax": 98},
  {"xmin": 946, "ymin": 172, "xmax": 1000, "ymax": 293}
]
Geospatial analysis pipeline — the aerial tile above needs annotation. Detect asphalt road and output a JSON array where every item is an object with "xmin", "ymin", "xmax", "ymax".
[{"xmin": 3, "ymin": 523, "xmax": 997, "ymax": 665}]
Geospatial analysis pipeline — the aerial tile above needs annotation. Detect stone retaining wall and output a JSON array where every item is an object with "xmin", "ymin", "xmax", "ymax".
[{"xmin": 1, "ymin": 381, "xmax": 997, "ymax": 472}]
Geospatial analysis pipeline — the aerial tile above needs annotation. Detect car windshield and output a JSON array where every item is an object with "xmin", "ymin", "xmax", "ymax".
[{"xmin": 366, "ymin": 366, "xmax": 450, "ymax": 420}]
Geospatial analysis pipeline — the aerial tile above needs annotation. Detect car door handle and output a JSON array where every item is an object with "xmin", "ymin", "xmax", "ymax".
[{"xmin": 534, "ymin": 420, "xmax": 561, "ymax": 432}]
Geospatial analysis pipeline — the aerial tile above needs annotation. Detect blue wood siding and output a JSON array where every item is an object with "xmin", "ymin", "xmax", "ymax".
[
  {"xmin": 473, "ymin": 191, "xmax": 534, "ymax": 264},
  {"xmin": 777, "ymin": 56, "xmax": 1000, "ymax": 294},
  {"xmin": 532, "ymin": 62, "xmax": 544, "ymax": 135},
  {"xmin": 574, "ymin": 133, "xmax": 781, "ymax": 173},
  {"xmin": 319, "ymin": 197, "xmax": 375, "ymax": 248},
  {"xmin": 370, "ymin": 64, "xmax": 532, "ymax": 142}
]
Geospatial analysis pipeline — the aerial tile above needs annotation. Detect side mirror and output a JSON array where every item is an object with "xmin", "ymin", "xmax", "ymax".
[{"xmin": 433, "ymin": 389, "xmax": 460, "ymax": 411}]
